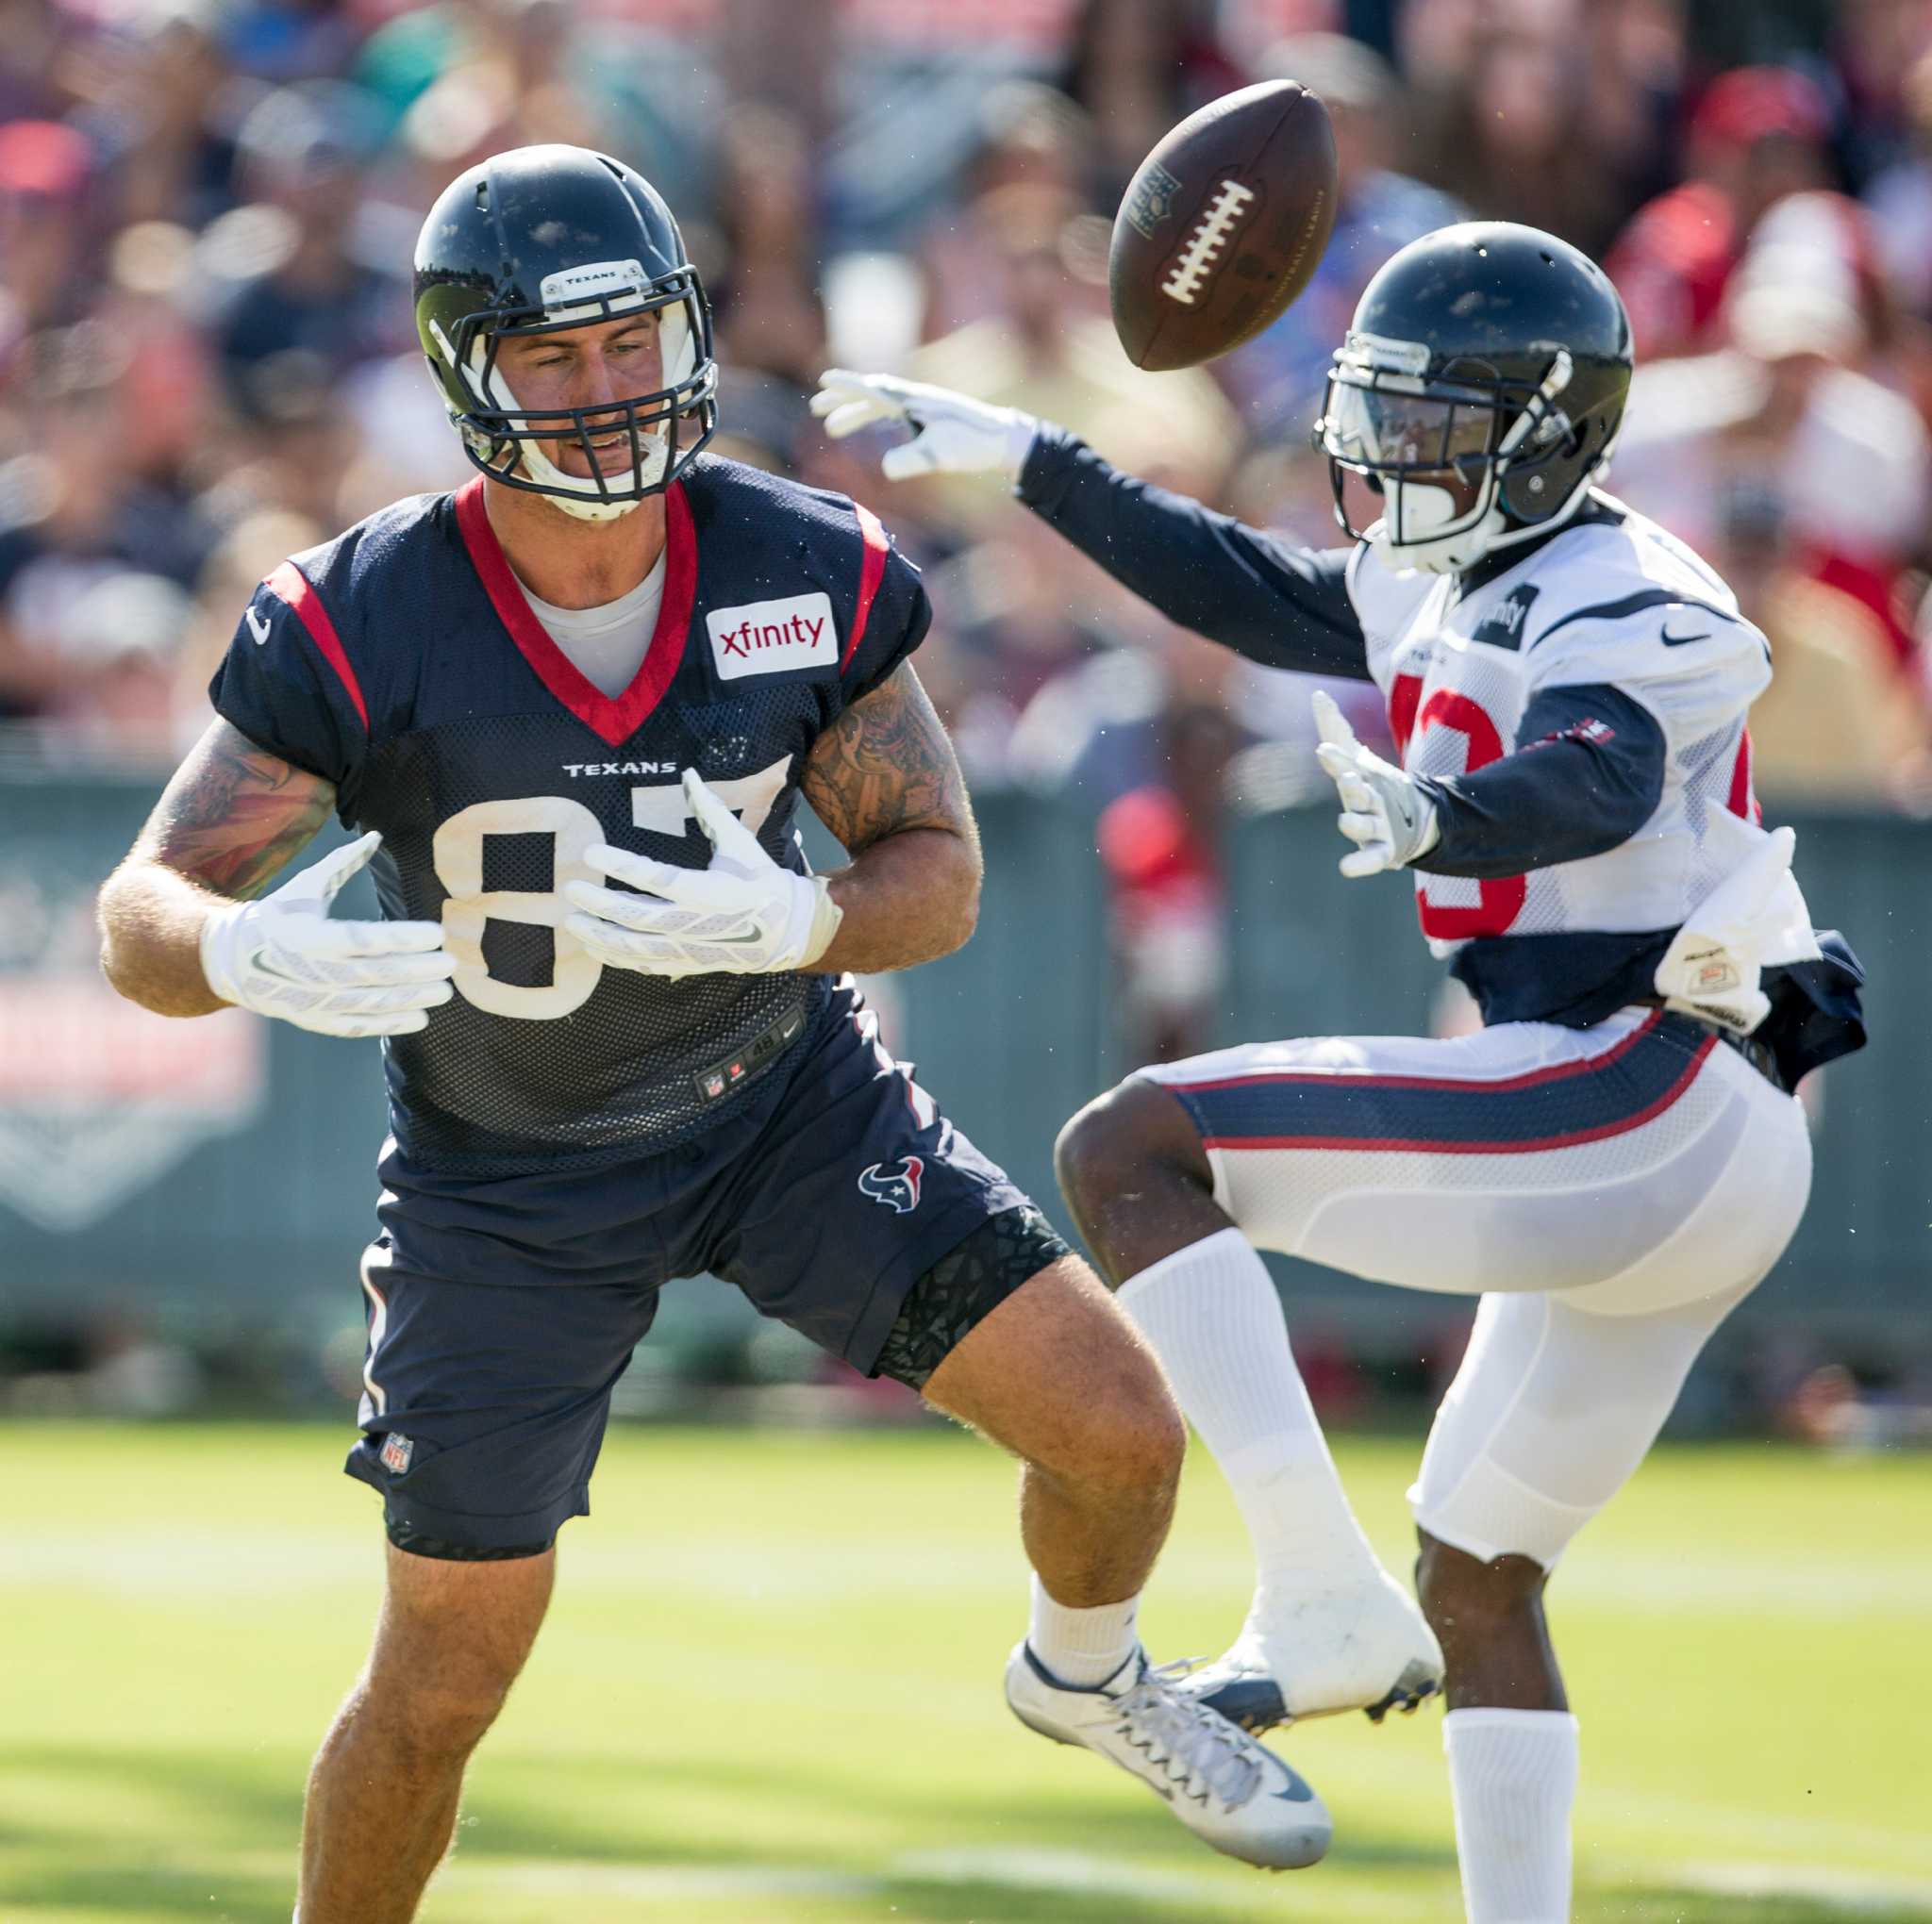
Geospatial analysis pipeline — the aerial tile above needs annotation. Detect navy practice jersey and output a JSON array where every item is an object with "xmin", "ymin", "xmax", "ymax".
[{"xmin": 210, "ymin": 458, "xmax": 927, "ymax": 1174}]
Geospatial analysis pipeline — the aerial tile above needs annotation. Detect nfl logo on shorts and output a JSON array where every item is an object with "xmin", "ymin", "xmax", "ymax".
[{"xmin": 379, "ymin": 1434, "xmax": 414, "ymax": 1476}]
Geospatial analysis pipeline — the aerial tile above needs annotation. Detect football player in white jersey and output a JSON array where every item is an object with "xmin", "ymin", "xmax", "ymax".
[{"xmin": 814, "ymin": 222, "xmax": 1865, "ymax": 1921}]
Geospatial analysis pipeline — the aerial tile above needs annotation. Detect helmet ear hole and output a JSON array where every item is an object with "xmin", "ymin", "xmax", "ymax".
[{"xmin": 1502, "ymin": 446, "xmax": 1569, "ymax": 522}]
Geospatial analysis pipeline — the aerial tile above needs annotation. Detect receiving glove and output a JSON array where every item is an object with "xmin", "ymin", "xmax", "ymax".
[
  {"xmin": 562, "ymin": 769, "xmax": 844, "ymax": 979},
  {"xmin": 1654, "ymin": 818, "xmax": 1822, "ymax": 1035},
  {"xmin": 1311, "ymin": 689, "xmax": 1441, "ymax": 877},
  {"xmin": 199, "ymin": 831, "xmax": 457, "ymax": 1038},
  {"xmin": 810, "ymin": 368, "xmax": 1039, "ymax": 482}
]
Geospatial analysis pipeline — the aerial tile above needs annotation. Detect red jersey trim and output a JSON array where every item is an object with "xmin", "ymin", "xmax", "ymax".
[
  {"xmin": 841, "ymin": 503, "xmax": 891, "ymax": 673},
  {"xmin": 1726, "ymin": 726, "xmax": 1760, "ymax": 822},
  {"xmin": 264, "ymin": 560, "xmax": 369, "ymax": 734},
  {"xmin": 453, "ymin": 475, "xmax": 697, "ymax": 749}
]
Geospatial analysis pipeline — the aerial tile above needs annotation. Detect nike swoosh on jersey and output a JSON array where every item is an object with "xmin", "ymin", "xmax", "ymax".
[
  {"xmin": 1659, "ymin": 627, "xmax": 1709, "ymax": 646},
  {"xmin": 245, "ymin": 605, "xmax": 271, "ymax": 645}
]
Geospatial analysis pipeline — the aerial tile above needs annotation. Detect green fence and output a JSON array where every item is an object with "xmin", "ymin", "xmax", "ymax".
[{"xmin": 2, "ymin": 769, "xmax": 1925, "ymax": 1370}]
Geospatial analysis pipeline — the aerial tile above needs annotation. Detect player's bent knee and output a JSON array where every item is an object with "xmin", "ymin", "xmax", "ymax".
[
  {"xmin": 1050, "ymin": 1302, "xmax": 1186, "ymax": 1497},
  {"xmin": 366, "ymin": 1540, "xmax": 555, "ymax": 1750},
  {"xmin": 1041, "ymin": 1321, "xmax": 1186, "ymax": 1494},
  {"xmin": 1093, "ymin": 1378, "xmax": 1187, "ymax": 1496},
  {"xmin": 925, "ymin": 1253, "xmax": 1184, "ymax": 1494},
  {"xmin": 1415, "ymin": 1531, "xmax": 1547, "ymax": 1635},
  {"xmin": 1054, "ymin": 1078, "xmax": 1209, "ymax": 1243},
  {"xmin": 359, "ymin": 1624, "xmax": 527, "ymax": 1763},
  {"xmin": 368, "ymin": 1669, "xmax": 518, "ymax": 1764},
  {"xmin": 1035, "ymin": 1373, "xmax": 1185, "ymax": 1501}
]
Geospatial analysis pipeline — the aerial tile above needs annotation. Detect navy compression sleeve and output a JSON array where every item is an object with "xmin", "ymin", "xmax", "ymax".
[
  {"xmin": 1016, "ymin": 424, "xmax": 1371, "ymax": 681},
  {"xmin": 1413, "ymin": 683, "xmax": 1667, "ymax": 881}
]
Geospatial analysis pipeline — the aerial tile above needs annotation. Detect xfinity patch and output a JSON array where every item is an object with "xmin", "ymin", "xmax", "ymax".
[
  {"xmin": 707, "ymin": 592, "xmax": 837, "ymax": 680},
  {"xmin": 1471, "ymin": 584, "xmax": 1541, "ymax": 653}
]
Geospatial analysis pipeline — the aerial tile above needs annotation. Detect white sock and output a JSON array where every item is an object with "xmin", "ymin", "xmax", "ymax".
[
  {"xmin": 1026, "ymin": 1572, "xmax": 1139, "ymax": 1688},
  {"xmin": 1443, "ymin": 1708, "xmax": 1579, "ymax": 1923},
  {"xmin": 1117, "ymin": 1228, "xmax": 1385, "ymax": 1596}
]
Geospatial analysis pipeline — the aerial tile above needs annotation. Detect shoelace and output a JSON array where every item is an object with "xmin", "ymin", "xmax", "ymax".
[{"xmin": 1104, "ymin": 1659, "xmax": 1266, "ymax": 1810}]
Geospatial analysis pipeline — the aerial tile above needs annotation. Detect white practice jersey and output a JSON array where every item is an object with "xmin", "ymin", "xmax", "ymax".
[{"xmin": 1345, "ymin": 493, "xmax": 1772, "ymax": 960}]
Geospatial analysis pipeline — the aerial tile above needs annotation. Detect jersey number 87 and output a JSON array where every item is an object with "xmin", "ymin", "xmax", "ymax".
[{"xmin": 428, "ymin": 758, "xmax": 791, "ymax": 1018}]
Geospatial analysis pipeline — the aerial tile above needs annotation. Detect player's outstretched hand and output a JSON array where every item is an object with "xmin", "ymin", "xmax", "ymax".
[
  {"xmin": 562, "ymin": 771, "xmax": 844, "ymax": 980},
  {"xmin": 1311, "ymin": 689, "xmax": 1441, "ymax": 878},
  {"xmin": 199, "ymin": 832, "xmax": 458, "ymax": 1038},
  {"xmin": 810, "ymin": 369, "xmax": 1040, "ymax": 482}
]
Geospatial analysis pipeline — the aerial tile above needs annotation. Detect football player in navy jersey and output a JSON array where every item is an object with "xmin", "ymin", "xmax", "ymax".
[
  {"xmin": 819, "ymin": 221, "xmax": 1866, "ymax": 1923},
  {"xmin": 97, "ymin": 146, "xmax": 1334, "ymax": 1919}
]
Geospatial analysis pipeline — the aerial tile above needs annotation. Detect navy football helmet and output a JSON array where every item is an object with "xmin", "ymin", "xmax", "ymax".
[
  {"xmin": 413, "ymin": 144, "xmax": 717, "ymax": 520},
  {"xmin": 1314, "ymin": 222, "xmax": 1633, "ymax": 573}
]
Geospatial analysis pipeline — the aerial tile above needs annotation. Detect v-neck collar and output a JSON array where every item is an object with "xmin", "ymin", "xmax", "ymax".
[{"xmin": 454, "ymin": 474, "xmax": 696, "ymax": 748}]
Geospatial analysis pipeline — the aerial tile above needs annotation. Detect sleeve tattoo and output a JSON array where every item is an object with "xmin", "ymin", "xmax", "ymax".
[
  {"xmin": 801, "ymin": 665, "xmax": 974, "ymax": 854},
  {"xmin": 136, "ymin": 720, "xmax": 338, "ymax": 899}
]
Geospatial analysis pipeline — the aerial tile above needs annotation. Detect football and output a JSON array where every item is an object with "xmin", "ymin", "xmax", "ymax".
[{"xmin": 1109, "ymin": 79, "xmax": 1339, "ymax": 372}]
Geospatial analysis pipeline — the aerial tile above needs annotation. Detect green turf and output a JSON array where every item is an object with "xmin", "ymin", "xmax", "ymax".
[{"xmin": 2, "ymin": 1421, "xmax": 1927, "ymax": 1922}]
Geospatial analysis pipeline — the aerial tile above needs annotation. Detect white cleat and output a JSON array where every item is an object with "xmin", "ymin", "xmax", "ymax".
[
  {"xmin": 1004, "ymin": 1642, "xmax": 1332, "ymax": 1871},
  {"xmin": 1186, "ymin": 1569, "xmax": 1444, "ymax": 1734}
]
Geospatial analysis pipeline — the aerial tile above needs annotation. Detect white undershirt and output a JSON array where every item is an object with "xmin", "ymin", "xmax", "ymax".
[{"xmin": 516, "ymin": 554, "xmax": 667, "ymax": 699}]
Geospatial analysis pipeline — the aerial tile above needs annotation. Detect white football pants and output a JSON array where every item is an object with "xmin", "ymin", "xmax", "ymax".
[{"xmin": 1137, "ymin": 1007, "xmax": 1812, "ymax": 1565}]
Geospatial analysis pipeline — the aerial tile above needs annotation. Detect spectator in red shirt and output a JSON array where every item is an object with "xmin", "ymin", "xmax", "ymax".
[{"xmin": 1606, "ymin": 65, "xmax": 1835, "ymax": 359}]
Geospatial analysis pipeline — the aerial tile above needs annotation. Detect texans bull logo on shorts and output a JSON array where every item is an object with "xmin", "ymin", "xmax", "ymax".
[{"xmin": 858, "ymin": 1155, "xmax": 924, "ymax": 1214}]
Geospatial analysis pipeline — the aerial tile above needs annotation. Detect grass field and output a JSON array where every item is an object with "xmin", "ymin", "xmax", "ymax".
[{"xmin": 2, "ymin": 1421, "xmax": 1927, "ymax": 1924}]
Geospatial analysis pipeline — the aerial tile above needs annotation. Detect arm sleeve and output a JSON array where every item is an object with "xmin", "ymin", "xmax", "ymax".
[
  {"xmin": 1015, "ymin": 423, "xmax": 1371, "ymax": 680},
  {"xmin": 1413, "ymin": 682, "xmax": 1668, "ymax": 881},
  {"xmin": 206, "ymin": 573, "xmax": 364, "ymax": 789},
  {"xmin": 839, "ymin": 516, "xmax": 932, "ymax": 706}
]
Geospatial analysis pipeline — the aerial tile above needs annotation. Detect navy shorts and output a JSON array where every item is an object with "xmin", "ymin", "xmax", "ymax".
[{"xmin": 345, "ymin": 984, "xmax": 1039, "ymax": 1554}]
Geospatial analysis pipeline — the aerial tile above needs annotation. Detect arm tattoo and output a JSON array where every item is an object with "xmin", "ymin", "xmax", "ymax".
[
  {"xmin": 801, "ymin": 665, "xmax": 973, "ymax": 854},
  {"xmin": 136, "ymin": 720, "xmax": 337, "ymax": 899}
]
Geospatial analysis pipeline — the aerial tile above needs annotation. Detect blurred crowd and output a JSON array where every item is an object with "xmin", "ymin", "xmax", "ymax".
[{"xmin": 6, "ymin": 0, "xmax": 1932, "ymax": 1066}]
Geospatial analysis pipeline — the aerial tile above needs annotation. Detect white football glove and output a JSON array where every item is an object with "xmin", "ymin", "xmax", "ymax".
[
  {"xmin": 1311, "ymin": 689, "xmax": 1441, "ymax": 878},
  {"xmin": 1655, "ymin": 819, "xmax": 1821, "ymax": 1036},
  {"xmin": 810, "ymin": 368, "xmax": 1039, "ymax": 482},
  {"xmin": 562, "ymin": 770, "xmax": 843, "ymax": 980},
  {"xmin": 199, "ymin": 831, "xmax": 458, "ymax": 1038}
]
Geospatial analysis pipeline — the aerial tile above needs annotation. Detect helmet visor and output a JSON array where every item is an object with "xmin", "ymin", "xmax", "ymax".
[{"xmin": 1318, "ymin": 372, "xmax": 1500, "ymax": 474}]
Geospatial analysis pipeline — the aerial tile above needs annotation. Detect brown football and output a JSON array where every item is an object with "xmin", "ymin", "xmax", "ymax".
[{"xmin": 1109, "ymin": 80, "xmax": 1339, "ymax": 372}]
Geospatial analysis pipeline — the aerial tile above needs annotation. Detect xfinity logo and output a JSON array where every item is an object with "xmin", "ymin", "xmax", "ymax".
[
  {"xmin": 707, "ymin": 591, "xmax": 837, "ymax": 681},
  {"xmin": 1471, "ymin": 585, "xmax": 1541, "ymax": 653},
  {"xmin": 562, "ymin": 759, "xmax": 678, "ymax": 777}
]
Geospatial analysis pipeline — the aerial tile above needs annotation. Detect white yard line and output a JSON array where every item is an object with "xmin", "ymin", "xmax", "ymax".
[
  {"xmin": 892, "ymin": 1846, "xmax": 1253, "ymax": 1908},
  {"xmin": 9, "ymin": 1529, "xmax": 1931, "ymax": 1618},
  {"xmin": 83, "ymin": 1845, "xmax": 1932, "ymax": 1918},
  {"xmin": 1657, "ymin": 1860, "xmax": 1932, "ymax": 1916}
]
